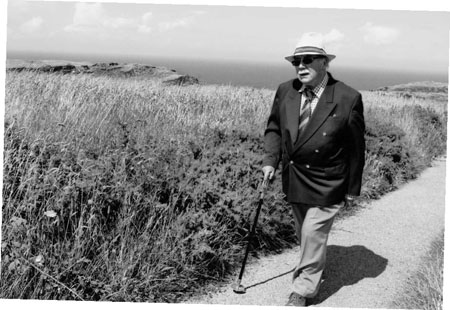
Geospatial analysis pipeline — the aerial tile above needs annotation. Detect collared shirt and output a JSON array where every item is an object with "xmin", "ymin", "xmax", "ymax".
[{"xmin": 299, "ymin": 73, "xmax": 328, "ymax": 114}]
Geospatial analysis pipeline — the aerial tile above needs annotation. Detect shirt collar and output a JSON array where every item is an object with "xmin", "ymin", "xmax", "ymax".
[{"xmin": 299, "ymin": 73, "xmax": 328, "ymax": 97}]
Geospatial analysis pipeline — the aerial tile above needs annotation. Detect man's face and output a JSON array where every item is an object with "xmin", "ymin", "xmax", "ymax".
[{"xmin": 293, "ymin": 55, "xmax": 328, "ymax": 87}]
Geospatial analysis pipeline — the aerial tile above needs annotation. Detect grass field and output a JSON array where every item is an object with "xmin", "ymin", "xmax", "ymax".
[{"xmin": 1, "ymin": 70, "xmax": 447, "ymax": 302}]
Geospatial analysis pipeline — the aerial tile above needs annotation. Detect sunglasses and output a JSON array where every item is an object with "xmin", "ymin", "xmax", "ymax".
[{"xmin": 291, "ymin": 55, "xmax": 323, "ymax": 66}]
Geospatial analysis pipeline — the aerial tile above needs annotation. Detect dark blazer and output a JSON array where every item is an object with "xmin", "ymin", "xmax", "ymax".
[{"xmin": 263, "ymin": 73, "xmax": 365, "ymax": 206}]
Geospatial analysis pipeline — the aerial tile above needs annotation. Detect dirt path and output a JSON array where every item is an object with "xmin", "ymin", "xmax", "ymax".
[{"xmin": 187, "ymin": 157, "xmax": 446, "ymax": 308}]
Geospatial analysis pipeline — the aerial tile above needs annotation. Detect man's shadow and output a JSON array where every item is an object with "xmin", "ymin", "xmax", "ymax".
[
  {"xmin": 244, "ymin": 245, "xmax": 387, "ymax": 304},
  {"xmin": 309, "ymin": 245, "xmax": 388, "ymax": 305}
]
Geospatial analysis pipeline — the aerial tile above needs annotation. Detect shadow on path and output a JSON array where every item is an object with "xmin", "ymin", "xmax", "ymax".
[
  {"xmin": 239, "ymin": 245, "xmax": 387, "ymax": 305},
  {"xmin": 244, "ymin": 267, "xmax": 295, "ymax": 291},
  {"xmin": 310, "ymin": 245, "xmax": 388, "ymax": 305}
]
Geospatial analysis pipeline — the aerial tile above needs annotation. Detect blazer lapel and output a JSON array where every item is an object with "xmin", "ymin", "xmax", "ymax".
[
  {"xmin": 294, "ymin": 80, "xmax": 336, "ymax": 149},
  {"xmin": 285, "ymin": 80, "xmax": 301, "ymax": 144}
]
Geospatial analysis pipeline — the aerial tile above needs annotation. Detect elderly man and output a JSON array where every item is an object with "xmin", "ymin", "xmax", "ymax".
[{"xmin": 262, "ymin": 32, "xmax": 365, "ymax": 306}]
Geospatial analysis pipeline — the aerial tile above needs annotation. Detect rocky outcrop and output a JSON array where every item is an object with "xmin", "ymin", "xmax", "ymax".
[
  {"xmin": 374, "ymin": 81, "xmax": 447, "ymax": 93},
  {"xmin": 163, "ymin": 74, "xmax": 200, "ymax": 86},
  {"xmin": 6, "ymin": 59, "xmax": 200, "ymax": 86},
  {"xmin": 371, "ymin": 81, "xmax": 448, "ymax": 102}
]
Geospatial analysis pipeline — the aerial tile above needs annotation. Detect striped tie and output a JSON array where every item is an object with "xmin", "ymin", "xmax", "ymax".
[{"xmin": 298, "ymin": 87, "xmax": 314, "ymax": 135}]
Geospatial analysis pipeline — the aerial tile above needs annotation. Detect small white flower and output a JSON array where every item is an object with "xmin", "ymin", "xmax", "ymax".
[
  {"xmin": 35, "ymin": 254, "xmax": 44, "ymax": 265},
  {"xmin": 44, "ymin": 210, "xmax": 57, "ymax": 218}
]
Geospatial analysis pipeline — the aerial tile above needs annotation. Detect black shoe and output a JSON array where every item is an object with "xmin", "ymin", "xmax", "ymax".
[{"xmin": 285, "ymin": 292, "xmax": 306, "ymax": 307}]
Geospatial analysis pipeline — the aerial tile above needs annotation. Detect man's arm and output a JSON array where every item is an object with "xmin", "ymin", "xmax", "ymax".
[
  {"xmin": 262, "ymin": 87, "xmax": 283, "ymax": 178},
  {"xmin": 346, "ymin": 93, "xmax": 366, "ymax": 198}
]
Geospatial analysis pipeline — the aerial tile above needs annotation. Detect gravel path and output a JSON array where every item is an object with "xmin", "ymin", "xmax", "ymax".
[{"xmin": 187, "ymin": 157, "xmax": 446, "ymax": 308}]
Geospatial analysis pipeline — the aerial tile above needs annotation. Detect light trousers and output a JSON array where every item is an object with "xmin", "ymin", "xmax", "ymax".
[{"xmin": 290, "ymin": 202, "xmax": 343, "ymax": 298}]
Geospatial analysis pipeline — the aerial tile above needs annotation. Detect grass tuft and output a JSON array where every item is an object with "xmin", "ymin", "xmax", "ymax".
[{"xmin": 391, "ymin": 231, "xmax": 444, "ymax": 310}]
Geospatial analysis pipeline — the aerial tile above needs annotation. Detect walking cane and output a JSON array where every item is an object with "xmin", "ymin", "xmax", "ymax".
[{"xmin": 232, "ymin": 178, "xmax": 269, "ymax": 294}]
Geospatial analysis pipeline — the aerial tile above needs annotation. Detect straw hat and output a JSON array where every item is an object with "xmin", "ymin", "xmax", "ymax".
[{"xmin": 285, "ymin": 32, "xmax": 336, "ymax": 62}]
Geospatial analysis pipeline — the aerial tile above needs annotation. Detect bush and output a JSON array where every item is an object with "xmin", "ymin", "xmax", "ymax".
[
  {"xmin": 362, "ymin": 114, "xmax": 419, "ymax": 199},
  {"xmin": 1, "ymin": 121, "xmax": 294, "ymax": 301},
  {"xmin": 406, "ymin": 105, "xmax": 447, "ymax": 160}
]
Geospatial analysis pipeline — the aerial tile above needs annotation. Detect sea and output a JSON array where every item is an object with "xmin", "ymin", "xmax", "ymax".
[{"xmin": 7, "ymin": 51, "xmax": 449, "ymax": 91}]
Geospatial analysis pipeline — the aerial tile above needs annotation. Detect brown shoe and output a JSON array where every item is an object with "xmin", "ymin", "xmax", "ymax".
[{"xmin": 285, "ymin": 292, "xmax": 306, "ymax": 307}]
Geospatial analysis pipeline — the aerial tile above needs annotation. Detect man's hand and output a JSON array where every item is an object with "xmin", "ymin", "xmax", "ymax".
[{"xmin": 262, "ymin": 166, "xmax": 275, "ymax": 181}]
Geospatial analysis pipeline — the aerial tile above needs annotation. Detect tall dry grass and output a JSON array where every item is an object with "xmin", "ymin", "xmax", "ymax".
[
  {"xmin": 362, "ymin": 90, "xmax": 447, "ymax": 161},
  {"xmin": 2, "ymin": 71, "xmax": 279, "ymax": 301},
  {"xmin": 391, "ymin": 231, "xmax": 444, "ymax": 310},
  {"xmin": 5, "ymin": 71, "xmax": 272, "ymax": 143},
  {"xmin": 1, "ymin": 71, "xmax": 447, "ymax": 301}
]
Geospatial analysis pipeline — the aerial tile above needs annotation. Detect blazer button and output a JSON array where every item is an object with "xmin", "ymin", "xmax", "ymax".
[
  {"xmin": 290, "ymin": 160, "xmax": 294, "ymax": 165},
  {"xmin": 323, "ymin": 132, "xmax": 327, "ymax": 136},
  {"xmin": 306, "ymin": 164, "xmax": 310, "ymax": 169},
  {"xmin": 315, "ymin": 149, "xmax": 319, "ymax": 153}
]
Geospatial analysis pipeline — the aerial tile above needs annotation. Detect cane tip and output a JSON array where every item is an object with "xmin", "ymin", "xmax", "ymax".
[{"xmin": 232, "ymin": 284, "xmax": 246, "ymax": 294}]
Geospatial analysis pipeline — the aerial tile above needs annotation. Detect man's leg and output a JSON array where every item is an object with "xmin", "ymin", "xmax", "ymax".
[{"xmin": 290, "ymin": 202, "xmax": 342, "ymax": 298}]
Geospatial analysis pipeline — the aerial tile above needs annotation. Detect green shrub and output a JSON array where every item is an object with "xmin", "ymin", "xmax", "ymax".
[
  {"xmin": 1, "ymin": 120, "xmax": 295, "ymax": 301},
  {"xmin": 362, "ymin": 113, "xmax": 419, "ymax": 199},
  {"xmin": 406, "ymin": 105, "xmax": 447, "ymax": 160}
]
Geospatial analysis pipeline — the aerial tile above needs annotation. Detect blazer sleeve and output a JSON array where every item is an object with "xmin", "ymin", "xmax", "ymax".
[
  {"xmin": 346, "ymin": 93, "xmax": 366, "ymax": 196},
  {"xmin": 263, "ymin": 87, "xmax": 282, "ymax": 169}
]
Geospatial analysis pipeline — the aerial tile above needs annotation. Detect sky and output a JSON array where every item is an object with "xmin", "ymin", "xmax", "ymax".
[{"xmin": 4, "ymin": 0, "xmax": 450, "ymax": 75}]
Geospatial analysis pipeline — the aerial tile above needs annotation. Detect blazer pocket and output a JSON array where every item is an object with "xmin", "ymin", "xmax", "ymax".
[
  {"xmin": 327, "ymin": 115, "xmax": 344, "ymax": 121},
  {"xmin": 324, "ymin": 162, "xmax": 347, "ymax": 176}
]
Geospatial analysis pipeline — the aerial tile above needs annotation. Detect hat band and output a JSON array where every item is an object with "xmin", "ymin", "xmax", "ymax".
[{"xmin": 294, "ymin": 46, "xmax": 327, "ymax": 55}]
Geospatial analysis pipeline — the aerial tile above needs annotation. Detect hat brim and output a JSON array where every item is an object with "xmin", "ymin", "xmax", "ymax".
[{"xmin": 285, "ymin": 53, "xmax": 336, "ymax": 62}]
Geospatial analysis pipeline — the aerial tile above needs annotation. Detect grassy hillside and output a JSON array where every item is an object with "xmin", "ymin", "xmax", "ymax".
[{"xmin": 1, "ymin": 69, "xmax": 447, "ymax": 302}]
